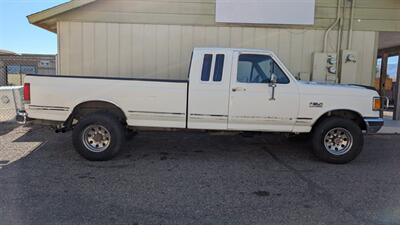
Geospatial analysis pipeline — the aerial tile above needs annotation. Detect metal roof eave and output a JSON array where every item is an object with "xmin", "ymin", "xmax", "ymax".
[{"xmin": 27, "ymin": 0, "xmax": 97, "ymax": 32}]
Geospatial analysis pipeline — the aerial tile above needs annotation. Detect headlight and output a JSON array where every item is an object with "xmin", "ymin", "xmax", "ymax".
[{"xmin": 373, "ymin": 97, "xmax": 381, "ymax": 111}]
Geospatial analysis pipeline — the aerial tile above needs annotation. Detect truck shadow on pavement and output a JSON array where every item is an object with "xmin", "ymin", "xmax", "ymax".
[
  {"xmin": 0, "ymin": 122, "xmax": 20, "ymax": 136},
  {"xmin": 2, "ymin": 126, "xmax": 400, "ymax": 225}
]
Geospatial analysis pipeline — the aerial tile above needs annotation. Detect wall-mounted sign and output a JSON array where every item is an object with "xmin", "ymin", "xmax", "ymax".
[{"xmin": 216, "ymin": 0, "xmax": 315, "ymax": 25}]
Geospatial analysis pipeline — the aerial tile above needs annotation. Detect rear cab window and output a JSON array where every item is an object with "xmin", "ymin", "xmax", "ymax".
[
  {"xmin": 201, "ymin": 53, "xmax": 225, "ymax": 83},
  {"xmin": 201, "ymin": 54, "xmax": 213, "ymax": 81}
]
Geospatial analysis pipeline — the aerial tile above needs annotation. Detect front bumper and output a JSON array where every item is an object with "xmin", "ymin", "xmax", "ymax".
[
  {"xmin": 16, "ymin": 110, "xmax": 27, "ymax": 124},
  {"xmin": 364, "ymin": 117, "xmax": 384, "ymax": 134}
]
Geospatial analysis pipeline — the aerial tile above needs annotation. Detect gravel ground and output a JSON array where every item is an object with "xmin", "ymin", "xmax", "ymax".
[{"xmin": 0, "ymin": 124, "xmax": 400, "ymax": 225}]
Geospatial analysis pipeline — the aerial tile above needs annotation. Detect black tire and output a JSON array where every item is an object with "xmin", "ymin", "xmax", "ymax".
[
  {"xmin": 72, "ymin": 112, "xmax": 125, "ymax": 161},
  {"xmin": 312, "ymin": 117, "xmax": 363, "ymax": 164}
]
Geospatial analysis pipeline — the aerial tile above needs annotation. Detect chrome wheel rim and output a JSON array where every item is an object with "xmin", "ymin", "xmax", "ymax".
[
  {"xmin": 323, "ymin": 128, "xmax": 353, "ymax": 156},
  {"xmin": 82, "ymin": 125, "xmax": 111, "ymax": 152}
]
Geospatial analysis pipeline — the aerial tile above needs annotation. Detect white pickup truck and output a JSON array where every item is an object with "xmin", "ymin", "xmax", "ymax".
[{"xmin": 19, "ymin": 48, "xmax": 383, "ymax": 164}]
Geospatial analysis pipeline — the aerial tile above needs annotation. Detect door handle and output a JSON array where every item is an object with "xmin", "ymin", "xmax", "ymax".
[{"xmin": 232, "ymin": 87, "xmax": 247, "ymax": 92}]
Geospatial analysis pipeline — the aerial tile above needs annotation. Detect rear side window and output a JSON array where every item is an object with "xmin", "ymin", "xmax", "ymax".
[
  {"xmin": 213, "ymin": 54, "xmax": 225, "ymax": 82},
  {"xmin": 201, "ymin": 54, "xmax": 213, "ymax": 81}
]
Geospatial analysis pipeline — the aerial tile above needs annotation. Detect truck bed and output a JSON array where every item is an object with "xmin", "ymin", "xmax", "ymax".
[{"xmin": 25, "ymin": 74, "xmax": 189, "ymax": 128}]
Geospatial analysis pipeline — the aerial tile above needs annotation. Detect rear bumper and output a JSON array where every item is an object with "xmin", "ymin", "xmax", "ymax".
[
  {"xmin": 364, "ymin": 117, "xmax": 384, "ymax": 134},
  {"xmin": 16, "ymin": 110, "xmax": 27, "ymax": 124}
]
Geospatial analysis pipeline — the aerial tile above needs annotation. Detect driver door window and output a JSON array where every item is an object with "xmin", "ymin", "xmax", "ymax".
[{"xmin": 237, "ymin": 54, "xmax": 289, "ymax": 84}]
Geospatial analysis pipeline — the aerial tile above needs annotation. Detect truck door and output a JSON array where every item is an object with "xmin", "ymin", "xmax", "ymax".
[
  {"xmin": 228, "ymin": 52, "xmax": 299, "ymax": 132},
  {"xmin": 187, "ymin": 50, "xmax": 233, "ymax": 130}
]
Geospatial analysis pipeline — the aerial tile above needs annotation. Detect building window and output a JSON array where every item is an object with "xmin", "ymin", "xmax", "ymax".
[
  {"xmin": 237, "ymin": 54, "xmax": 289, "ymax": 84},
  {"xmin": 201, "ymin": 54, "xmax": 213, "ymax": 81},
  {"xmin": 213, "ymin": 54, "xmax": 225, "ymax": 82},
  {"xmin": 6, "ymin": 65, "xmax": 36, "ymax": 74},
  {"xmin": 6, "ymin": 65, "xmax": 21, "ymax": 74},
  {"xmin": 21, "ymin": 66, "xmax": 36, "ymax": 74}
]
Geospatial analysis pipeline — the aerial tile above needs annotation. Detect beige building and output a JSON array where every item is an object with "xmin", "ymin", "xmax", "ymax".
[{"xmin": 27, "ymin": 0, "xmax": 400, "ymax": 86}]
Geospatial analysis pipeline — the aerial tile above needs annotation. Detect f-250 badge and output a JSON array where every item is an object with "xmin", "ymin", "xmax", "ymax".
[{"xmin": 309, "ymin": 102, "xmax": 323, "ymax": 108}]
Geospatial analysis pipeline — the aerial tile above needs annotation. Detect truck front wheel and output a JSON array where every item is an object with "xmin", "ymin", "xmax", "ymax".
[
  {"xmin": 312, "ymin": 117, "xmax": 363, "ymax": 164},
  {"xmin": 72, "ymin": 112, "xmax": 125, "ymax": 161}
]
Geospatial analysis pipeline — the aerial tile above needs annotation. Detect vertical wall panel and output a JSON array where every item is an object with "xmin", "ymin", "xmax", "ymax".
[
  {"xmin": 69, "ymin": 22, "xmax": 83, "ymax": 75},
  {"xmin": 107, "ymin": 23, "xmax": 120, "ymax": 76},
  {"xmin": 290, "ymin": 30, "xmax": 305, "ymax": 78},
  {"xmin": 193, "ymin": 26, "xmax": 206, "ymax": 47},
  {"xmin": 242, "ymin": 28, "xmax": 255, "ymax": 49},
  {"xmin": 217, "ymin": 27, "xmax": 230, "ymax": 48},
  {"xmin": 94, "ymin": 23, "xmax": 107, "ymax": 76},
  {"xmin": 254, "ymin": 28, "xmax": 267, "ymax": 49},
  {"xmin": 278, "ymin": 29, "xmax": 291, "ymax": 66},
  {"xmin": 132, "ymin": 24, "xmax": 145, "ymax": 77},
  {"xmin": 143, "ymin": 24, "xmax": 157, "ymax": 76},
  {"xmin": 168, "ymin": 25, "xmax": 182, "ymax": 79},
  {"xmin": 301, "ymin": 30, "xmax": 316, "ymax": 80},
  {"xmin": 230, "ymin": 27, "xmax": 242, "ymax": 48},
  {"xmin": 266, "ymin": 28, "xmax": 280, "ymax": 54},
  {"xmin": 119, "ymin": 24, "xmax": 132, "ymax": 76},
  {"xmin": 82, "ymin": 22, "xmax": 95, "ymax": 75},
  {"xmin": 360, "ymin": 32, "xmax": 376, "ymax": 85},
  {"xmin": 180, "ymin": 26, "xmax": 193, "ymax": 77},
  {"xmin": 58, "ymin": 22, "xmax": 377, "ymax": 85},
  {"xmin": 205, "ymin": 27, "xmax": 218, "ymax": 47},
  {"xmin": 156, "ymin": 25, "xmax": 169, "ymax": 78},
  {"xmin": 59, "ymin": 22, "xmax": 70, "ymax": 75}
]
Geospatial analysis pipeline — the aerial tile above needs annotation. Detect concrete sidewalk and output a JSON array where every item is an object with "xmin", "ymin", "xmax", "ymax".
[{"xmin": 378, "ymin": 117, "xmax": 400, "ymax": 134}]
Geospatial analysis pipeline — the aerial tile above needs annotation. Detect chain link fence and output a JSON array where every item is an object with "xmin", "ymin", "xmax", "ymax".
[{"xmin": 0, "ymin": 54, "xmax": 56, "ymax": 124}]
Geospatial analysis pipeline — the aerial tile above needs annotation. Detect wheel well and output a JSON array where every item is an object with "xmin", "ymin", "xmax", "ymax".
[
  {"xmin": 71, "ymin": 101, "xmax": 127, "ymax": 123},
  {"xmin": 312, "ymin": 110, "xmax": 366, "ymax": 131}
]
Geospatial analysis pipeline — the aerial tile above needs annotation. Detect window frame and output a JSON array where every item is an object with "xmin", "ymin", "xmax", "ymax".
[{"xmin": 236, "ymin": 53, "xmax": 290, "ymax": 85}]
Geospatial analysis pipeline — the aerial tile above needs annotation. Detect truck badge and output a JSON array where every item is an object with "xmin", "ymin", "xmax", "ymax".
[{"xmin": 309, "ymin": 102, "xmax": 323, "ymax": 108}]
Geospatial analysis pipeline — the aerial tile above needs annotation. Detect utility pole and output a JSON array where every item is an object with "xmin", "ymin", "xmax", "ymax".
[
  {"xmin": 380, "ymin": 53, "xmax": 388, "ymax": 118},
  {"xmin": 394, "ymin": 54, "xmax": 400, "ymax": 120}
]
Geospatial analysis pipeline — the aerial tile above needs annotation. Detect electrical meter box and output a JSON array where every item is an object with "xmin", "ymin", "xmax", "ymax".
[
  {"xmin": 340, "ymin": 50, "xmax": 358, "ymax": 84},
  {"xmin": 312, "ymin": 52, "xmax": 338, "ymax": 83}
]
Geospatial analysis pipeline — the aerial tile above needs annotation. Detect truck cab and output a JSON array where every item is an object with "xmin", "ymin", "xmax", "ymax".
[{"xmin": 188, "ymin": 48, "xmax": 299, "ymax": 132}]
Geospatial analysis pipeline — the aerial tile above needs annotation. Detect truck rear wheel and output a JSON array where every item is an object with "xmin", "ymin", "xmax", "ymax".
[
  {"xmin": 72, "ymin": 112, "xmax": 125, "ymax": 161},
  {"xmin": 312, "ymin": 117, "xmax": 363, "ymax": 164}
]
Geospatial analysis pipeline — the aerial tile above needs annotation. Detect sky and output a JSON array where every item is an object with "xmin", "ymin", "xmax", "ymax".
[{"xmin": 0, "ymin": 0, "xmax": 68, "ymax": 54}]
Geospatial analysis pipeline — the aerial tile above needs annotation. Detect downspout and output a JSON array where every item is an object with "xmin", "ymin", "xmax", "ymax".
[
  {"xmin": 323, "ymin": 0, "xmax": 342, "ymax": 53},
  {"xmin": 338, "ymin": 0, "xmax": 346, "ymax": 53},
  {"xmin": 337, "ymin": 0, "xmax": 346, "ymax": 83},
  {"xmin": 347, "ymin": 0, "xmax": 355, "ymax": 49}
]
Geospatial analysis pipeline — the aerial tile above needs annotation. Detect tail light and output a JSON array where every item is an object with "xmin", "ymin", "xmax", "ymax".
[{"xmin": 23, "ymin": 83, "xmax": 31, "ymax": 103}]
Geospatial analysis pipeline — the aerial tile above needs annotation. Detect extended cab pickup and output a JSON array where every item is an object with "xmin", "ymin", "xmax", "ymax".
[{"xmin": 20, "ymin": 48, "xmax": 383, "ymax": 163}]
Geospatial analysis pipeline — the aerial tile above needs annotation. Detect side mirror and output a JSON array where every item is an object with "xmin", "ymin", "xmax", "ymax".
[
  {"xmin": 270, "ymin": 74, "xmax": 278, "ymax": 84},
  {"xmin": 269, "ymin": 74, "xmax": 278, "ymax": 86},
  {"xmin": 269, "ymin": 74, "xmax": 277, "ymax": 101}
]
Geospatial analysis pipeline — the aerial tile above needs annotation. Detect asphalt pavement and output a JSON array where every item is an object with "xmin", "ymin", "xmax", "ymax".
[{"xmin": 0, "ymin": 124, "xmax": 400, "ymax": 225}]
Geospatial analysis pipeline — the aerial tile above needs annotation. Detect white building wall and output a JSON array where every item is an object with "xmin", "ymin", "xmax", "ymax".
[{"xmin": 58, "ymin": 21, "xmax": 377, "ymax": 85}]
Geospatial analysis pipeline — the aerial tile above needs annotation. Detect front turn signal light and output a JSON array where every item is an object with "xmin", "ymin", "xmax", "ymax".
[{"xmin": 373, "ymin": 97, "xmax": 381, "ymax": 111}]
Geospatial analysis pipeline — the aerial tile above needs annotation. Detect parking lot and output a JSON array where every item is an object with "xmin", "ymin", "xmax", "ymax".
[{"xmin": 0, "ymin": 124, "xmax": 400, "ymax": 225}]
